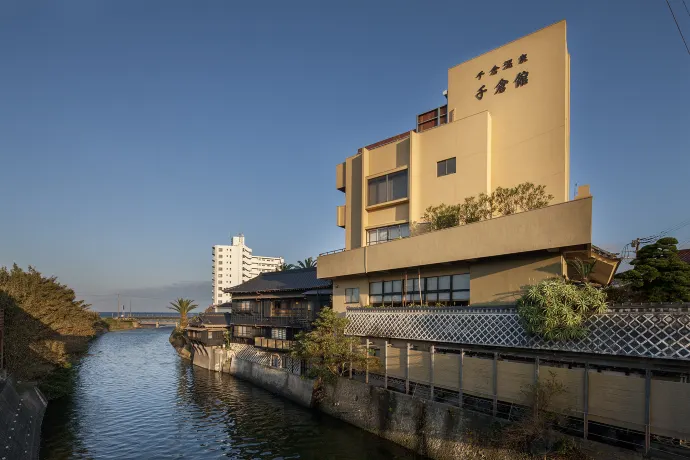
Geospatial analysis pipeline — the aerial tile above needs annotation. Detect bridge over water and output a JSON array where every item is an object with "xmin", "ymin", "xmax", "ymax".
[{"xmin": 105, "ymin": 313, "xmax": 180, "ymax": 328}]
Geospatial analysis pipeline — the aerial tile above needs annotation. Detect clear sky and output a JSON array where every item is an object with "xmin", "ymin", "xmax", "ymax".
[{"xmin": 1, "ymin": 0, "xmax": 689, "ymax": 311}]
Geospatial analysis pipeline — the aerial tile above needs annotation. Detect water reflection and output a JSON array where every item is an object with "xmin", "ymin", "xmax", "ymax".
[{"xmin": 41, "ymin": 328, "xmax": 420, "ymax": 459}]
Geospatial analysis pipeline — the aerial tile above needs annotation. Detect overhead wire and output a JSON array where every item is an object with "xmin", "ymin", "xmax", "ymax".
[{"xmin": 665, "ymin": 0, "xmax": 690, "ymax": 55}]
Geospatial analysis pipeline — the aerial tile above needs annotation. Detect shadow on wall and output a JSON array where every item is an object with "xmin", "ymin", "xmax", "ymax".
[
  {"xmin": 470, "ymin": 254, "xmax": 563, "ymax": 305},
  {"xmin": 0, "ymin": 291, "xmax": 100, "ymax": 397}
]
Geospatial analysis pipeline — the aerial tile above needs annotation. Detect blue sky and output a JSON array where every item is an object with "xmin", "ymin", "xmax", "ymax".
[{"xmin": 1, "ymin": 1, "xmax": 689, "ymax": 311}]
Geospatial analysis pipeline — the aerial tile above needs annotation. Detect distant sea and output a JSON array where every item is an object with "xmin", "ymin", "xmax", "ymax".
[{"xmin": 98, "ymin": 312, "xmax": 180, "ymax": 318}]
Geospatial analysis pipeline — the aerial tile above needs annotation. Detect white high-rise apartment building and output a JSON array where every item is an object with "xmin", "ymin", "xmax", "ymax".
[{"xmin": 212, "ymin": 234, "xmax": 283, "ymax": 305}]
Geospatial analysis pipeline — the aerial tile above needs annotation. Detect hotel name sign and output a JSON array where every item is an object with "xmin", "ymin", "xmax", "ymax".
[{"xmin": 475, "ymin": 53, "xmax": 528, "ymax": 100}]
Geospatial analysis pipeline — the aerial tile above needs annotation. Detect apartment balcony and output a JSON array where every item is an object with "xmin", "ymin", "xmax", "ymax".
[
  {"xmin": 337, "ymin": 205, "xmax": 346, "ymax": 228},
  {"xmin": 229, "ymin": 314, "xmax": 309, "ymax": 328},
  {"xmin": 254, "ymin": 337, "xmax": 295, "ymax": 350},
  {"xmin": 345, "ymin": 304, "xmax": 690, "ymax": 361},
  {"xmin": 336, "ymin": 162, "xmax": 346, "ymax": 192},
  {"xmin": 318, "ymin": 198, "xmax": 593, "ymax": 279}
]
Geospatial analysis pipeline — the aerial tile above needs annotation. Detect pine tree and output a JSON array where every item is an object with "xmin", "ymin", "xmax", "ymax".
[{"xmin": 617, "ymin": 237, "xmax": 690, "ymax": 302}]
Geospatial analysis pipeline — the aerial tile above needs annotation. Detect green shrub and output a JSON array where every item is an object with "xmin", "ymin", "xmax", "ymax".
[
  {"xmin": 517, "ymin": 278, "xmax": 607, "ymax": 341},
  {"xmin": 421, "ymin": 182, "xmax": 554, "ymax": 230}
]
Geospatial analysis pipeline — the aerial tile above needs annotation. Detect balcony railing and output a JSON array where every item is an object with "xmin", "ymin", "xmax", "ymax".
[
  {"xmin": 229, "ymin": 314, "xmax": 309, "ymax": 327},
  {"xmin": 345, "ymin": 304, "xmax": 690, "ymax": 361},
  {"xmin": 254, "ymin": 337, "xmax": 295, "ymax": 350}
]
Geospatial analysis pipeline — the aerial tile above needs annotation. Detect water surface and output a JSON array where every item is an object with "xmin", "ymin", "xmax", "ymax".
[{"xmin": 41, "ymin": 328, "xmax": 419, "ymax": 459}]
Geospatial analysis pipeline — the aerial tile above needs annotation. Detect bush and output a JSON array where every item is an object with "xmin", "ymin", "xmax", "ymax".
[
  {"xmin": 420, "ymin": 182, "xmax": 554, "ymax": 230},
  {"xmin": 517, "ymin": 278, "xmax": 607, "ymax": 341},
  {"xmin": 0, "ymin": 264, "xmax": 103, "ymax": 397},
  {"xmin": 421, "ymin": 203, "xmax": 461, "ymax": 230}
]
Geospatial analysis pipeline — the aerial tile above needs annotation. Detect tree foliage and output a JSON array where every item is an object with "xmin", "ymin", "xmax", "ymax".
[
  {"xmin": 517, "ymin": 278, "xmax": 607, "ymax": 341},
  {"xmin": 291, "ymin": 307, "xmax": 379, "ymax": 384},
  {"xmin": 616, "ymin": 237, "xmax": 690, "ymax": 302},
  {"xmin": 276, "ymin": 262, "xmax": 296, "ymax": 271},
  {"xmin": 421, "ymin": 182, "xmax": 553, "ymax": 230},
  {"xmin": 168, "ymin": 298, "xmax": 198, "ymax": 328},
  {"xmin": 297, "ymin": 257, "xmax": 317, "ymax": 269},
  {"xmin": 0, "ymin": 264, "xmax": 104, "ymax": 397}
]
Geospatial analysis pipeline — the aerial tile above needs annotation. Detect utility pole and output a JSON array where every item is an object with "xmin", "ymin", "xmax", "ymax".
[
  {"xmin": 117, "ymin": 293, "xmax": 120, "ymax": 318},
  {"xmin": 129, "ymin": 300, "xmax": 132, "ymax": 318},
  {"xmin": 631, "ymin": 238, "xmax": 641, "ymax": 257}
]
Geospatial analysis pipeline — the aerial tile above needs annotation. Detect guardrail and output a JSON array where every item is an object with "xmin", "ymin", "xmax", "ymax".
[{"xmin": 318, "ymin": 248, "xmax": 346, "ymax": 256}]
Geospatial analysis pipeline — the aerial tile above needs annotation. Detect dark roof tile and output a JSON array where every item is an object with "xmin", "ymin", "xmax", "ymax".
[{"xmin": 224, "ymin": 267, "xmax": 331, "ymax": 294}]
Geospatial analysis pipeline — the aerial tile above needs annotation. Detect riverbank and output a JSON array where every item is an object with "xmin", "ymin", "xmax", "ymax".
[{"xmin": 102, "ymin": 318, "xmax": 140, "ymax": 331}]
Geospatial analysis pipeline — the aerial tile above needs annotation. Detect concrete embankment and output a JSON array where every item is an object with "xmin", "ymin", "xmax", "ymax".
[
  {"xmin": 177, "ymin": 341, "xmax": 646, "ymax": 459},
  {"xmin": 0, "ymin": 374, "xmax": 47, "ymax": 460}
]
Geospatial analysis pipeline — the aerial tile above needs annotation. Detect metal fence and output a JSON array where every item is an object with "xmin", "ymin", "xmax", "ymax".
[{"xmin": 227, "ymin": 343, "xmax": 304, "ymax": 376}]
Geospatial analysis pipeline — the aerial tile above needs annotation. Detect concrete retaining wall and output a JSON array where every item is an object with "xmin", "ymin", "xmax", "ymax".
[
  {"xmin": 0, "ymin": 375, "xmax": 47, "ymax": 460},
  {"xmin": 319, "ymin": 378, "xmax": 644, "ymax": 460},
  {"xmin": 227, "ymin": 356, "xmax": 315, "ymax": 407}
]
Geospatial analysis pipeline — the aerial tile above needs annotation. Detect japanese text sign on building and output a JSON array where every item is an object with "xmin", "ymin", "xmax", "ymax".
[{"xmin": 475, "ymin": 54, "xmax": 528, "ymax": 100}]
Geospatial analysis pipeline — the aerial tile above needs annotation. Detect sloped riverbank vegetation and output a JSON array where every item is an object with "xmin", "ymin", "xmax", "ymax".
[{"xmin": 0, "ymin": 264, "xmax": 107, "ymax": 399}]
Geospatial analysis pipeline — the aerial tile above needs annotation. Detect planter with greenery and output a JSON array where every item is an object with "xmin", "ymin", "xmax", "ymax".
[
  {"xmin": 420, "ymin": 182, "xmax": 554, "ymax": 232},
  {"xmin": 516, "ymin": 277, "xmax": 607, "ymax": 341}
]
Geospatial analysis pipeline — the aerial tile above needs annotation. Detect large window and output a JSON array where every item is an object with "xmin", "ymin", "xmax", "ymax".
[
  {"xmin": 367, "ymin": 223, "xmax": 410, "ymax": 245},
  {"xmin": 369, "ymin": 280, "xmax": 402, "ymax": 305},
  {"xmin": 437, "ymin": 157, "xmax": 456, "ymax": 177},
  {"xmin": 369, "ymin": 274, "xmax": 470, "ymax": 307},
  {"xmin": 345, "ymin": 288, "xmax": 360, "ymax": 304},
  {"xmin": 367, "ymin": 170, "xmax": 408, "ymax": 206},
  {"xmin": 233, "ymin": 300, "xmax": 254, "ymax": 313}
]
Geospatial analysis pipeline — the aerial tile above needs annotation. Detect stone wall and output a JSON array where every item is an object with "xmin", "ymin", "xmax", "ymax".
[
  {"xmin": 319, "ymin": 378, "xmax": 644, "ymax": 460},
  {"xmin": 0, "ymin": 375, "xmax": 47, "ymax": 460},
  {"xmin": 227, "ymin": 357, "xmax": 315, "ymax": 407}
]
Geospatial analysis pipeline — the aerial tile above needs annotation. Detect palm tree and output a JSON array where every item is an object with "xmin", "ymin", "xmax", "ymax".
[
  {"xmin": 297, "ymin": 257, "xmax": 317, "ymax": 269},
  {"xmin": 168, "ymin": 298, "xmax": 198, "ymax": 328},
  {"xmin": 276, "ymin": 262, "xmax": 296, "ymax": 271}
]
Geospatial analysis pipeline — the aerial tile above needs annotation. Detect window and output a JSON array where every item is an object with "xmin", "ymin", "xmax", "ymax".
[
  {"xmin": 233, "ymin": 300, "xmax": 253, "ymax": 312},
  {"xmin": 369, "ymin": 280, "xmax": 402, "ymax": 305},
  {"xmin": 345, "ymin": 288, "xmax": 360, "ymax": 304},
  {"xmin": 367, "ymin": 223, "xmax": 410, "ymax": 245},
  {"xmin": 424, "ymin": 275, "xmax": 451, "ymax": 302},
  {"xmin": 219, "ymin": 255, "xmax": 223, "ymax": 258},
  {"xmin": 272, "ymin": 328, "xmax": 287, "ymax": 340},
  {"xmin": 452, "ymin": 274, "xmax": 470, "ymax": 302},
  {"xmin": 437, "ymin": 157, "xmax": 456, "ymax": 177},
  {"xmin": 404, "ymin": 278, "xmax": 422, "ymax": 302},
  {"xmin": 234, "ymin": 325, "xmax": 255, "ymax": 337},
  {"xmin": 367, "ymin": 170, "xmax": 408, "ymax": 206},
  {"xmin": 218, "ymin": 248, "xmax": 223, "ymax": 251}
]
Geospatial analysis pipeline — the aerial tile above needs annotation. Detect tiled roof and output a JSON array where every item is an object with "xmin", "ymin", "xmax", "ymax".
[
  {"xmin": 680, "ymin": 249, "xmax": 690, "ymax": 264},
  {"xmin": 224, "ymin": 267, "xmax": 331, "ymax": 294},
  {"xmin": 188, "ymin": 313, "xmax": 231, "ymax": 327}
]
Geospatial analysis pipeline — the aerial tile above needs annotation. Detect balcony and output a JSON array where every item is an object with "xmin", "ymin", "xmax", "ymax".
[
  {"xmin": 337, "ymin": 205, "xmax": 346, "ymax": 228},
  {"xmin": 318, "ymin": 198, "xmax": 593, "ymax": 279},
  {"xmin": 254, "ymin": 337, "xmax": 295, "ymax": 350},
  {"xmin": 229, "ymin": 314, "xmax": 309, "ymax": 328},
  {"xmin": 345, "ymin": 304, "xmax": 690, "ymax": 361},
  {"xmin": 336, "ymin": 162, "xmax": 346, "ymax": 192}
]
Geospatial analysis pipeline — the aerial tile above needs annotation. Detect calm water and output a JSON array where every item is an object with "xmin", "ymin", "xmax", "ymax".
[{"xmin": 40, "ymin": 328, "xmax": 419, "ymax": 459}]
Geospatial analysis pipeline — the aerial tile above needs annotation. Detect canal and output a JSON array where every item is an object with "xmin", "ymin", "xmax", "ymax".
[{"xmin": 40, "ymin": 327, "xmax": 419, "ymax": 459}]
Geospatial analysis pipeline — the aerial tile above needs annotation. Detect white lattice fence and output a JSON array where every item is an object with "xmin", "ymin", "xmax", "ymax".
[
  {"xmin": 345, "ymin": 307, "xmax": 690, "ymax": 361},
  {"xmin": 227, "ymin": 343, "xmax": 302, "ymax": 375}
]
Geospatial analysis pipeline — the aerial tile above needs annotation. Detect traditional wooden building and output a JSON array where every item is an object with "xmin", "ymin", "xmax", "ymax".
[{"xmin": 223, "ymin": 267, "xmax": 332, "ymax": 351}]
